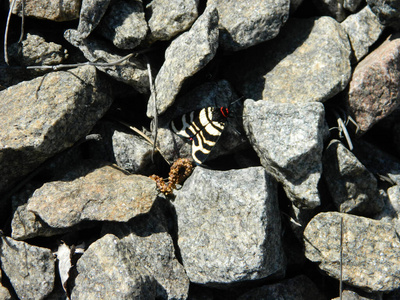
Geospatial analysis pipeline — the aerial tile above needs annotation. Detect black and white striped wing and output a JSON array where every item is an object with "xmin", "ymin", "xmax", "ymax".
[{"xmin": 170, "ymin": 107, "xmax": 227, "ymax": 164}]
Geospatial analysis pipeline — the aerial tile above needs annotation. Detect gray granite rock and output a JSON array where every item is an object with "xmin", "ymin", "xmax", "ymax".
[
  {"xmin": 237, "ymin": 275, "xmax": 325, "ymax": 300},
  {"xmin": 225, "ymin": 17, "xmax": 351, "ymax": 104},
  {"xmin": 174, "ymin": 166, "xmax": 286, "ymax": 285},
  {"xmin": 27, "ymin": 161, "xmax": 159, "ymax": 228},
  {"xmin": 304, "ymin": 212, "xmax": 400, "ymax": 292},
  {"xmin": 146, "ymin": 0, "xmax": 198, "ymax": 42},
  {"xmin": 210, "ymin": 0, "xmax": 290, "ymax": 51},
  {"xmin": 99, "ymin": 0, "xmax": 148, "ymax": 49},
  {"xmin": 367, "ymin": 0, "xmax": 400, "ymax": 28},
  {"xmin": 0, "ymin": 66, "xmax": 112, "ymax": 195},
  {"xmin": 157, "ymin": 80, "xmax": 243, "ymax": 164},
  {"xmin": 10, "ymin": 0, "xmax": 80, "ymax": 21},
  {"xmin": 72, "ymin": 232, "xmax": 189, "ymax": 299},
  {"xmin": 345, "ymin": 33, "xmax": 400, "ymax": 135},
  {"xmin": 323, "ymin": 140, "xmax": 383, "ymax": 215},
  {"xmin": 9, "ymin": 33, "xmax": 68, "ymax": 66},
  {"xmin": 0, "ymin": 235, "xmax": 55, "ymax": 299},
  {"xmin": 344, "ymin": 0, "xmax": 363, "ymax": 12},
  {"xmin": 77, "ymin": 0, "xmax": 112, "ymax": 38},
  {"xmin": 64, "ymin": 32, "xmax": 150, "ymax": 93},
  {"xmin": 146, "ymin": 5, "xmax": 219, "ymax": 117},
  {"xmin": 243, "ymin": 99, "xmax": 328, "ymax": 209},
  {"xmin": 332, "ymin": 289, "xmax": 380, "ymax": 300},
  {"xmin": 341, "ymin": 5, "xmax": 385, "ymax": 62},
  {"xmin": 387, "ymin": 185, "xmax": 400, "ymax": 217}
]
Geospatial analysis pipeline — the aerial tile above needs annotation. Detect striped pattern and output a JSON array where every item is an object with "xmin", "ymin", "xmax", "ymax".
[{"xmin": 170, "ymin": 107, "xmax": 228, "ymax": 164}]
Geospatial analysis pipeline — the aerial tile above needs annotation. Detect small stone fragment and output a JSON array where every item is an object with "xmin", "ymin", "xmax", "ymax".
[
  {"xmin": 77, "ymin": 0, "xmax": 112, "ymax": 38},
  {"xmin": 27, "ymin": 161, "xmax": 159, "ymax": 228},
  {"xmin": 0, "ymin": 235, "xmax": 55, "ymax": 299},
  {"xmin": 243, "ymin": 99, "xmax": 328, "ymax": 208},
  {"xmin": 367, "ymin": 0, "xmax": 400, "ymax": 28},
  {"xmin": 304, "ymin": 212, "xmax": 400, "ymax": 292},
  {"xmin": 10, "ymin": 0, "xmax": 80, "ymax": 21}
]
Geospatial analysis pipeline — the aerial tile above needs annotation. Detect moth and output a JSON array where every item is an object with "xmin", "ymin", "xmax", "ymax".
[{"xmin": 170, "ymin": 106, "xmax": 230, "ymax": 165}]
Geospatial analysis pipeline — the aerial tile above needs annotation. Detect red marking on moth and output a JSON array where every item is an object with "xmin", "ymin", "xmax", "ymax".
[{"xmin": 220, "ymin": 107, "xmax": 229, "ymax": 118}]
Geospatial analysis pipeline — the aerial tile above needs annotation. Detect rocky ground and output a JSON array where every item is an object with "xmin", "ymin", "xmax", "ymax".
[{"xmin": 1, "ymin": 0, "xmax": 400, "ymax": 299}]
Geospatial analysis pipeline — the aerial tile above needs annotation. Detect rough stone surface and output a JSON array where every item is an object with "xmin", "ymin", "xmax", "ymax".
[
  {"xmin": 9, "ymin": 33, "xmax": 68, "ymax": 66},
  {"xmin": 344, "ymin": 0, "xmax": 363, "ymax": 12},
  {"xmin": 210, "ymin": 0, "xmax": 290, "ymax": 51},
  {"xmin": 72, "ymin": 232, "xmax": 189, "ymax": 299},
  {"xmin": 0, "ymin": 271, "xmax": 11, "ymax": 300},
  {"xmin": 77, "ymin": 0, "xmax": 112, "ymax": 38},
  {"xmin": 146, "ymin": 5, "xmax": 219, "ymax": 117},
  {"xmin": 157, "ymin": 80, "xmax": 244, "ymax": 165},
  {"xmin": 367, "ymin": 0, "xmax": 400, "ymax": 28},
  {"xmin": 99, "ymin": 0, "xmax": 148, "ymax": 49},
  {"xmin": 243, "ymin": 99, "xmax": 328, "ymax": 209},
  {"xmin": 0, "ymin": 235, "xmax": 55, "ymax": 299},
  {"xmin": 174, "ymin": 166, "xmax": 286, "ymax": 285},
  {"xmin": 237, "ymin": 275, "xmax": 325, "ymax": 299},
  {"xmin": 304, "ymin": 212, "xmax": 400, "ymax": 292},
  {"xmin": 332, "ymin": 289, "xmax": 378, "ymax": 300},
  {"xmin": 225, "ymin": 16, "xmax": 352, "ymax": 103},
  {"xmin": 10, "ymin": 0, "xmax": 80, "ymax": 21},
  {"xmin": 146, "ymin": 0, "xmax": 198, "ymax": 42},
  {"xmin": 64, "ymin": 32, "xmax": 150, "ymax": 93},
  {"xmin": 323, "ymin": 140, "xmax": 383, "ymax": 215},
  {"xmin": 341, "ymin": 5, "xmax": 385, "ymax": 62},
  {"xmin": 27, "ymin": 161, "xmax": 159, "ymax": 228},
  {"xmin": 345, "ymin": 33, "xmax": 400, "ymax": 135},
  {"xmin": 0, "ymin": 66, "xmax": 112, "ymax": 195}
]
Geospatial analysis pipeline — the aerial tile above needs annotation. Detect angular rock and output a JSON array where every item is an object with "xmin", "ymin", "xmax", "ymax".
[
  {"xmin": 72, "ymin": 232, "xmax": 189, "ymax": 299},
  {"xmin": 210, "ymin": 0, "xmax": 290, "ymax": 51},
  {"xmin": 10, "ymin": 0, "xmax": 80, "ymax": 21},
  {"xmin": 243, "ymin": 99, "xmax": 328, "ymax": 208},
  {"xmin": 225, "ymin": 16, "xmax": 351, "ymax": 104},
  {"xmin": 9, "ymin": 33, "xmax": 68, "ymax": 66},
  {"xmin": 304, "ymin": 212, "xmax": 400, "ymax": 292},
  {"xmin": 77, "ymin": 0, "xmax": 112, "ymax": 38},
  {"xmin": 341, "ymin": 5, "xmax": 385, "ymax": 62},
  {"xmin": 0, "ymin": 235, "xmax": 55, "ymax": 299},
  {"xmin": 72, "ymin": 234, "xmax": 157, "ymax": 299},
  {"xmin": 156, "ymin": 80, "xmax": 244, "ymax": 164},
  {"xmin": 237, "ymin": 275, "xmax": 324, "ymax": 300},
  {"xmin": 146, "ymin": 5, "xmax": 219, "ymax": 117},
  {"xmin": 27, "ymin": 161, "xmax": 159, "ymax": 228},
  {"xmin": 345, "ymin": 34, "xmax": 400, "ymax": 135},
  {"xmin": 332, "ymin": 289, "xmax": 379, "ymax": 300},
  {"xmin": 367, "ymin": 0, "xmax": 400, "ymax": 28},
  {"xmin": 64, "ymin": 32, "xmax": 150, "ymax": 93},
  {"xmin": 146, "ymin": 0, "xmax": 198, "ymax": 42},
  {"xmin": 323, "ymin": 140, "xmax": 383, "ymax": 215},
  {"xmin": 344, "ymin": 0, "xmax": 363, "ymax": 12},
  {"xmin": 99, "ymin": 0, "xmax": 148, "ymax": 49},
  {"xmin": 0, "ymin": 66, "xmax": 112, "ymax": 195},
  {"xmin": 353, "ymin": 140, "xmax": 400, "ymax": 185},
  {"xmin": 174, "ymin": 167, "xmax": 286, "ymax": 285}
]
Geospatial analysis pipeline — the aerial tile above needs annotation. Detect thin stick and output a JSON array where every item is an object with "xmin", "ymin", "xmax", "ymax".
[
  {"xmin": 146, "ymin": 56, "xmax": 158, "ymax": 163},
  {"xmin": 18, "ymin": 0, "xmax": 24, "ymax": 43},
  {"xmin": 4, "ymin": 0, "xmax": 18, "ymax": 65}
]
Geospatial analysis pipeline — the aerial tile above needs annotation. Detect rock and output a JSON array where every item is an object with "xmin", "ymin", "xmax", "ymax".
[
  {"xmin": 0, "ymin": 271, "xmax": 11, "ymax": 300},
  {"xmin": 304, "ymin": 212, "xmax": 400, "ymax": 292},
  {"xmin": 64, "ymin": 33, "xmax": 150, "ymax": 93},
  {"xmin": 237, "ymin": 275, "xmax": 325, "ymax": 299},
  {"xmin": 345, "ymin": 33, "xmax": 400, "ymax": 135},
  {"xmin": 156, "ymin": 80, "xmax": 243, "ymax": 164},
  {"xmin": 146, "ymin": 5, "xmax": 219, "ymax": 117},
  {"xmin": 332, "ymin": 289, "xmax": 379, "ymax": 300},
  {"xmin": 312, "ymin": 0, "xmax": 348, "ymax": 21},
  {"xmin": 72, "ymin": 232, "xmax": 189, "ymax": 299},
  {"xmin": 9, "ymin": 33, "xmax": 68, "ymax": 66},
  {"xmin": 10, "ymin": 0, "xmax": 80, "ymax": 21},
  {"xmin": 99, "ymin": 0, "xmax": 148, "ymax": 49},
  {"xmin": 27, "ymin": 161, "xmax": 159, "ymax": 228},
  {"xmin": 0, "ymin": 235, "xmax": 55, "ymax": 299},
  {"xmin": 210, "ymin": 0, "xmax": 290, "ymax": 51},
  {"xmin": 323, "ymin": 140, "xmax": 383, "ymax": 215},
  {"xmin": 367, "ymin": 0, "xmax": 400, "ymax": 28},
  {"xmin": 0, "ymin": 66, "xmax": 112, "ymax": 195},
  {"xmin": 225, "ymin": 16, "xmax": 352, "ymax": 103},
  {"xmin": 146, "ymin": 0, "xmax": 198, "ymax": 42},
  {"xmin": 76, "ymin": 0, "xmax": 112, "ymax": 38},
  {"xmin": 243, "ymin": 99, "xmax": 328, "ymax": 208},
  {"xmin": 174, "ymin": 166, "xmax": 286, "ymax": 285},
  {"xmin": 344, "ymin": 0, "xmax": 363, "ymax": 12},
  {"xmin": 387, "ymin": 185, "xmax": 400, "ymax": 217},
  {"xmin": 341, "ymin": 5, "xmax": 385, "ymax": 62}
]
